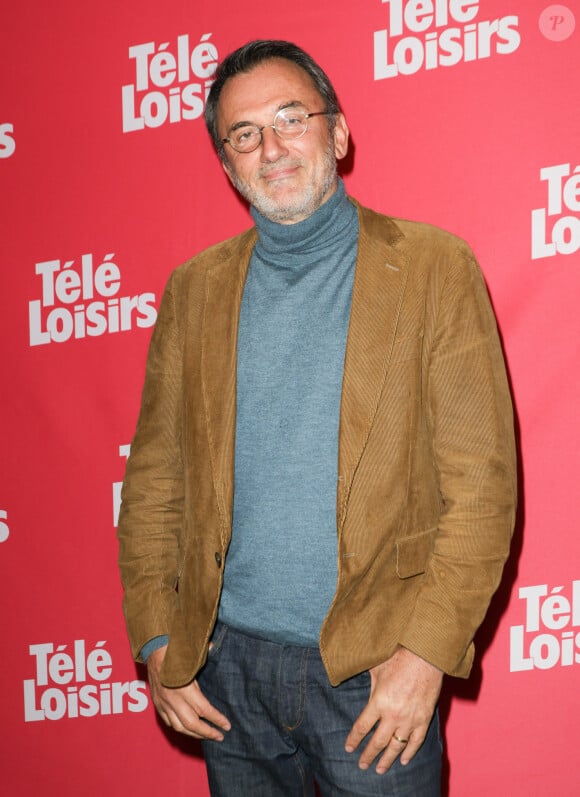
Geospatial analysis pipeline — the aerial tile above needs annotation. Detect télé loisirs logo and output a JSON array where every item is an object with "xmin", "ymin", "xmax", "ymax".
[
  {"xmin": 373, "ymin": 0, "xmax": 520, "ymax": 79},
  {"xmin": 24, "ymin": 639, "xmax": 148, "ymax": 721},
  {"xmin": 28, "ymin": 252, "xmax": 157, "ymax": 346},
  {"xmin": 510, "ymin": 581, "xmax": 580, "ymax": 672},
  {"xmin": 122, "ymin": 32, "xmax": 219, "ymax": 132}
]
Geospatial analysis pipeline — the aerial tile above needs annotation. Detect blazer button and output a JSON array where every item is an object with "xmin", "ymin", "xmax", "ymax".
[{"xmin": 214, "ymin": 552, "xmax": 222, "ymax": 567}]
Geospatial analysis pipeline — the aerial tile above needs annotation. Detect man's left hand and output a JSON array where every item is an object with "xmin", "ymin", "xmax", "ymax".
[{"xmin": 345, "ymin": 646, "xmax": 443, "ymax": 774}]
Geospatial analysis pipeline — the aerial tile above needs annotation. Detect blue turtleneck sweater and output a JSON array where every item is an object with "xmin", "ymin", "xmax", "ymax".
[{"xmin": 217, "ymin": 181, "xmax": 359, "ymax": 646}]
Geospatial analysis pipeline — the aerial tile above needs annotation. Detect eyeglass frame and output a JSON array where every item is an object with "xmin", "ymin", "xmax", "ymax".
[{"xmin": 221, "ymin": 107, "xmax": 335, "ymax": 154}]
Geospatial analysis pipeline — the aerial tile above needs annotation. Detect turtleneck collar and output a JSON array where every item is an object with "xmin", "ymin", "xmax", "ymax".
[{"xmin": 250, "ymin": 178, "xmax": 355, "ymax": 258}]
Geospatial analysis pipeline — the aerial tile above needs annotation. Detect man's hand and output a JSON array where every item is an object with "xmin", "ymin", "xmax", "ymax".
[
  {"xmin": 345, "ymin": 646, "xmax": 443, "ymax": 774},
  {"xmin": 146, "ymin": 645, "xmax": 231, "ymax": 740}
]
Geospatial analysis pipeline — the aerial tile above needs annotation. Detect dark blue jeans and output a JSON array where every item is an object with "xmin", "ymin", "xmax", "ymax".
[{"xmin": 198, "ymin": 623, "xmax": 442, "ymax": 796}]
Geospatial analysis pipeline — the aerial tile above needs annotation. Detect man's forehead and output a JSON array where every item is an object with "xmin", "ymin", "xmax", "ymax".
[{"xmin": 217, "ymin": 59, "xmax": 321, "ymax": 126}]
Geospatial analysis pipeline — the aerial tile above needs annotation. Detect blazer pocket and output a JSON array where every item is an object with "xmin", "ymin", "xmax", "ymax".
[{"xmin": 396, "ymin": 527, "xmax": 437, "ymax": 579}]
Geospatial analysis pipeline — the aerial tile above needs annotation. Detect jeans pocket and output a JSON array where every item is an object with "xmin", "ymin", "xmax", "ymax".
[{"xmin": 206, "ymin": 622, "xmax": 229, "ymax": 663}]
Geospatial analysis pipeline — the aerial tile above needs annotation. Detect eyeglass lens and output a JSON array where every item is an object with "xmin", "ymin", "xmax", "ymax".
[{"xmin": 229, "ymin": 107, "xmax": 310, "ymax": 152}]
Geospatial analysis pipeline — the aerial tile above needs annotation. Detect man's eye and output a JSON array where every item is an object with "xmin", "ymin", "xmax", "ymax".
[{"xmin": 235, "ymin": 128, "xmax": 256, "ymax": 143}]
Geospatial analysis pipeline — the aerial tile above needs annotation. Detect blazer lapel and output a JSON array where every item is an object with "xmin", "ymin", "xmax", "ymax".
[
  {"xmin": 201, "ymin": 229, "xmax": 257, "ymax": 538},
  {"xmin": 337, "ymin": 204, "xmax": 409, "ymax": 528}
]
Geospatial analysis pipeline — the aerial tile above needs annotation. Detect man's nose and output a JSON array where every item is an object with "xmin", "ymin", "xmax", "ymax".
[{"xmin": 260, "ymin": 126, "xmax": 289, "ymax": 161}]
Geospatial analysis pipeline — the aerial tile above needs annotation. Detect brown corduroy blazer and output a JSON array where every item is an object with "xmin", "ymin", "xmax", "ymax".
[{"xmin": 118, "ymin": 199, "xmax": 517, "ymax": 688}]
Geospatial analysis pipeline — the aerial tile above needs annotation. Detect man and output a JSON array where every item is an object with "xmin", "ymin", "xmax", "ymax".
[{"xmin": 118, "ymin": 40, "xmax": 516, "ymax": 796}]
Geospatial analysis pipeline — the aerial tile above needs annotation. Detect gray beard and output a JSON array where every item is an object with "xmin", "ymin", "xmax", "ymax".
[{"xmin": 229, "ymin": 147, "xmax": 337, "ymax": 224}]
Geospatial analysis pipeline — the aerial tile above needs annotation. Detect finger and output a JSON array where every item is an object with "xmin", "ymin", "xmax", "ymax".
[
  {"xmin": 177, "ymin": 716, "xmax": 227, "ymax": 740},
  {"xmin": 373, "ymin": 733, "xmax": 411, "ymax": 774},
  {"xmin": 164, "ymin": 704, "xmax": 227, "ymax": 740},
  {"xmin": 153, "ymin": 685, "xmax": 231, "ymax": 739},
  {"xmin": 158, "ymin": 693, "xmax": 228, "ymax": 740},
  {"xmin": 356, "ymin": 722, "xmax": 395, "ymax": 770},
  {"xmin": 156, "ymin": 706, "xmax": 172, "ymax": 728},
  {"xmin": 344, "ymin": 707, "xmax": 380, "ymax": 753},
  {"xmin": 399, "ymin": 733, "xmax": 424, "ymax": 766},
  {"xmin": 190, "ymin": 680, "xmax": 231, "ymax": 731}
]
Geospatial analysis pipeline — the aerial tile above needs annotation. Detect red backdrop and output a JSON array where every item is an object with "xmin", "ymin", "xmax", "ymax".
[{"xmin": 2, "ymin": 1, "xmax": 579, "ymax": 794}]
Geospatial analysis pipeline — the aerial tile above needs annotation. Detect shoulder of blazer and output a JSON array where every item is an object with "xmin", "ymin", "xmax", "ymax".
[
  {"xmin": 351, "ymin": 197, "xmax": 472, "ymax": 255},
  {"xmin": 171, "ymin": 225, "xmax": 258, "ymax": 287}
]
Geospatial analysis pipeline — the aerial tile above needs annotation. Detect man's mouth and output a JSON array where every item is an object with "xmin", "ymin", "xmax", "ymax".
[{"xmin": 260, "ymin": 162, "xmax": 302, "ymax": 182}]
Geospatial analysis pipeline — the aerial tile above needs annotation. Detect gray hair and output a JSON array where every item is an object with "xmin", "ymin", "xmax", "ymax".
[{"xmin": 204, "ymin": 40, "xmax": 341, "ymax": 160}]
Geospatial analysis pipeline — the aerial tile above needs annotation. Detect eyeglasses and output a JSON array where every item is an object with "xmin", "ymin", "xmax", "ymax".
[{"xmin": 222, "ymin": 107, "xmax": 334, "ymax": 154}]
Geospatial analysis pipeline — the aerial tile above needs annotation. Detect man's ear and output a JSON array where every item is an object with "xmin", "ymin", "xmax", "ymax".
[{"xmin": 333, "ymin": 113, "xmax": 350, "ymax": 161}]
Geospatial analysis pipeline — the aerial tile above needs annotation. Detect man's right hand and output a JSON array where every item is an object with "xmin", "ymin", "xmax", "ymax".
[{"xmin": 146, "ymin": 645, "xmax": 231, "ymax": 740}]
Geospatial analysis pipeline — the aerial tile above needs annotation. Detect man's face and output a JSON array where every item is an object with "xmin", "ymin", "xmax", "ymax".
[{"xmin": 216, "ymin": 58, "xmax": 349, "ymax": 224}]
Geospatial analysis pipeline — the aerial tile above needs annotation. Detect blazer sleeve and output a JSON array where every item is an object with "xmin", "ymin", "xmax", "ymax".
[
  {"xmin": 398, "ymin": 241, "xmax": 517, "ymax": 675},
  {"xmin": 117, "ymin": 271, "xmax": 185, "ymax": 662}
]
